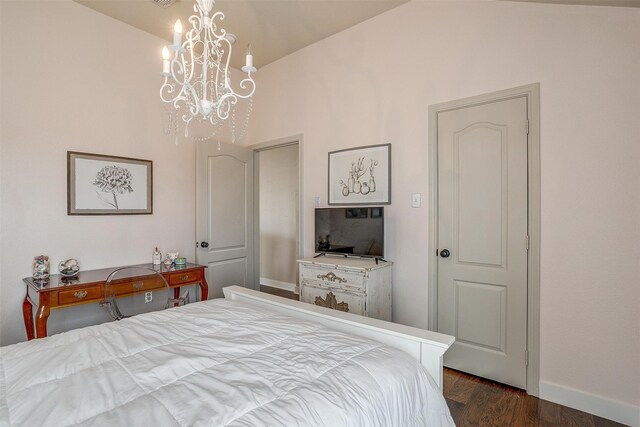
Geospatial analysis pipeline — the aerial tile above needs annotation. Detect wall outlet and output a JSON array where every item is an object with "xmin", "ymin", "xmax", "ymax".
[
  {"xmin": 314, "ymin": 196, "xmax": 321, "ymax": 207},
  {"xmin": 144, "ymin": 291, "xmax": 153, "ymax": 303}
]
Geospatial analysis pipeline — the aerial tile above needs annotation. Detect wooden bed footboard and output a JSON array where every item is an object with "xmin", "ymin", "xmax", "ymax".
[{"xmin": 223, "ymin": 286, "xmax": 455, "ymax": 391}]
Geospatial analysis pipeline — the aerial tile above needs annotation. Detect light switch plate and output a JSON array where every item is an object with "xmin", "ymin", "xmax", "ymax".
[
  {"xmin": 412, "ymin": 193, "xmax": 421, "ymax": 208},
  {"xmin": 314, "ymin": 196, "xmax": 321, "ymax": 207}
]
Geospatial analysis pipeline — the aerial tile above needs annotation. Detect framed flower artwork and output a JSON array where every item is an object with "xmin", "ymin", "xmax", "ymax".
[{"xmin": 67, "ymin": 151, "xmax": 153, "ymax": 215}]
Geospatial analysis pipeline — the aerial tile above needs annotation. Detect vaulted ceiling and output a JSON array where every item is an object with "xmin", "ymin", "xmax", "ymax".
[{"xmin": 74, "ymin": 0, "xmax": 640, "ymax": 70}]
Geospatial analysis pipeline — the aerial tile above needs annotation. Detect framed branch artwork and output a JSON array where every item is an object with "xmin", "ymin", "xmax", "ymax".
[
  {"xmin": 67, "ymin": 151, "xmax": 153, "ymax": 215},
  {"xmin": 328, "ymin": 144, "xmax": 391, "ymax": 205}
]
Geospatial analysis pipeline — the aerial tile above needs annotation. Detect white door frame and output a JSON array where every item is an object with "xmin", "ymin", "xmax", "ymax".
[
  {"xmin": 249, "ymin": 134, "xmax": 304, "ymax": 293},
  {"xmin": 427, "ymin": 84, "xmax": 540, "ymax": 396}
]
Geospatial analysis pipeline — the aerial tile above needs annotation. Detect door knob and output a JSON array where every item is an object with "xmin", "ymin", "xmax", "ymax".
[
  {"xmin": 440, "ymin": 249, "xmax": 450, "ymax": 258},
  {"xmin": 200, "ymin": 241, "xmax": 209, "ymax": 248}
]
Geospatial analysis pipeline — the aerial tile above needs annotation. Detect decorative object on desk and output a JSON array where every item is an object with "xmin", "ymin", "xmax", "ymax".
[
  {"xmin": 153, "ymin": 247, "xmax": 162, "ymax": 265},
  {"xmin": 159, "ymin": 0, "xmax": 256, "ymax": 143},
  {"xmin": 61, "ymin": 276, "xmax": 80, "ymax": 285},
  {"xmin": 32, "ymin": 255, "xmax": 50, "ymax": 281},
  {"xmin": 328, "ymin": 144, "xmax": 391, "ymax": 205},
  {"xmin": 67, "ymin": 151, "xmax": 152, "ymax": 215},
  {"xmin": 163, "ymin": 255, "xmax": 173, "ymax": 266},
  {"xmin": 58, "ymin": 258, "xmax": 80, "ymax": 278},
  {"xmin": 174, "ymin": 257, "xmax": 187, "ymax": 266},
  {"xmin": 167, "ymin": 252, "xmax": 179, "ymax": 262}
]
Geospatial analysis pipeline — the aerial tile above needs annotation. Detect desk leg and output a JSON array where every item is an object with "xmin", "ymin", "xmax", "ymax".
[
  {"xmin": 22, "ymin": 289, "xmax": 35, "ymax": 341},
  {"xmin": 35, "ymin": 293, "xmax": 50, "ymax": 339},
  {"xmin": 173, "ymin": 287, "xmax": 181, "ymax": 307},
  {"xmin": 199, "ymin": 277, "xmax": 209, "ymax": 301}
]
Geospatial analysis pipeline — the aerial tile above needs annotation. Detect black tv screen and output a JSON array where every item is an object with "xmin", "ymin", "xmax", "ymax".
[{"xmin": 314, "ymin": 207, "xmax": 384, "ymax": 258}]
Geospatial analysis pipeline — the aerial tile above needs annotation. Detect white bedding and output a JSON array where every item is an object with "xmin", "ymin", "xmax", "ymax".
[{"xmin": 0, "ymin": 299, "xmax": 453, "ymax": 426}]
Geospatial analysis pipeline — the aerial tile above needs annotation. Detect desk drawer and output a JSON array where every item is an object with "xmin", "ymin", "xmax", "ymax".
[
  {"xmin": 58, "ymin": 286, "xmax": 102, "ymax": 305},
  {"xmin": 167, "ymin": 271, "xmax": 201, "ymax": 285},
  {"xmin": 109, "ymin": 277, "xmax": 166, "ymax": 296}
]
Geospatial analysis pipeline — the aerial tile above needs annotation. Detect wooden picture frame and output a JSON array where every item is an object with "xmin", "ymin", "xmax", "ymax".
[
  {"xmin": 67, "ymin": 151, "xmax": 153, "ymax": 215},
  {"xmin": 328, "ymin": 144, "xmax": 391, "ymax": 205}
]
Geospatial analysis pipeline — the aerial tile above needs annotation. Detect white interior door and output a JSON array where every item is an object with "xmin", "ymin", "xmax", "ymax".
[
  {"xmin": 436, "ymin": 96, "xmax": 528, "ymax": 388},
  {"xmin": 196, "ymin": 142, "xmax": 254, "ymax": 299}
]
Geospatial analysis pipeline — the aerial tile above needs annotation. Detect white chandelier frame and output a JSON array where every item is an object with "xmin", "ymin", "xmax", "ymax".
[{"xmin": 160, "ymin": 0, "xmax": 256, "ymax": 138}]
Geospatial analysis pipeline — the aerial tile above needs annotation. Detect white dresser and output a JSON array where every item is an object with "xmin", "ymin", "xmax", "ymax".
[{"xmin": 297, "ymin": 257, "xmax": 392, "ymax": 321}]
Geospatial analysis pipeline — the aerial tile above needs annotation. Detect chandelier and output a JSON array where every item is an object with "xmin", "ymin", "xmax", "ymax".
[{"xmin": 160, "ymin": 0, "xmax": 256, "ymax": 141}]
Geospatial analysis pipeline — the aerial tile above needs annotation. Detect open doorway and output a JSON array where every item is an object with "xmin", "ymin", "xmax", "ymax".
[{"xmin": 252, "ymin": 138, "xmax": 302, "ymax": 295}]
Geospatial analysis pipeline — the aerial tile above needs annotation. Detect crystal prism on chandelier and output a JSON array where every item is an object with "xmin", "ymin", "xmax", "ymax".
[{"xmin": 160, "ymin": 0, "xmax": 256, "ymax": 142}]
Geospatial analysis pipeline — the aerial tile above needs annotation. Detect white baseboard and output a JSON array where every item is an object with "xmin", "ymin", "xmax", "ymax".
[
  {"xmin": 539, "ymin": 381, "xmax": 640, "ymax": 426},
  {"xmin": 260, "ymin": 278, "xmax": 297, "ymax": 293}
]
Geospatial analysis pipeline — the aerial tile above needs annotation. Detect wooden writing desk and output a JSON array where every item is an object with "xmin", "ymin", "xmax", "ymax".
[{"xmin": 22, "ymin": 263, "xmax": 208, "ymax": 340}]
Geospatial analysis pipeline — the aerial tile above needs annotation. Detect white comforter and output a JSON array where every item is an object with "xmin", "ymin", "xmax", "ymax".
[{"xmin": 0, "ymin": 299, "xmax": 453, "ymax": 426}]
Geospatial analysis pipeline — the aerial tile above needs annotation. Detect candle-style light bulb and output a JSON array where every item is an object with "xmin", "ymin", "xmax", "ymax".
[
  {"xmin": 173, "ymin": 19, "xmax": 183, "ymax": 47},
  {"xmin": 162, "ymin": 46, "xmax": 171, "ymax": 74},
  {"xmin": 245, "ymin": 43, "xmax": 254, "ymax": 68}
]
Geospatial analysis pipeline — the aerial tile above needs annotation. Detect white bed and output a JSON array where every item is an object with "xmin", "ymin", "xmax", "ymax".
[{"xmin": 0, "ymin": 286, "xmax": 455, "ymax": 426}]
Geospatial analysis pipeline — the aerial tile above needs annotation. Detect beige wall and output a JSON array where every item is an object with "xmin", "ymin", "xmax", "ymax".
[
  {"xmin": 258, "ymin": 145, "xmax": 299, "ymax": 287},
  {"xmin": 246, "ymin": 0, "xmax": 640, "ymax": 417},
  {"xmin": 0, "ymin": 1, "xmax": 196, "ymax": 344},
  {"xmin": 0, "ymin": 0, "xmax": 638, "ymax": 422}
]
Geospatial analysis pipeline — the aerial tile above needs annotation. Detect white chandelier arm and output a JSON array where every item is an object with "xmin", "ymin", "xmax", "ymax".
[
  {"xmin": 160, "ymin": 78, "xmax": 193, "ymax": 116},
  {"xmin": 168, "ymin": 54, "xmax": 185, "ymax": 87},
  {"xmin": 177, "ymin": 29, "xmax": 199, "ymax": 85},
  {"xmin": 216, "ymin": 92, "xmax": 237, "ymax": 120},
  {"xmin": 213, "ymin": 35, "xmax": 231, "ymax": 104},
  {"xmin": 235, "ymin": 74, "xmax": 256, "ymax": 99},
  {"xmin": 189, "ymin": 9, "xmax": 202, "ymax": 33},
  {"xmin": 159, "ymin": 77, "xmax": 176, "ymax": 103},
  {"xmin": 160, "ymin": 79, "xmax": 201, "ymax": 119},
  {"xmin": 181, "ymin": 82, "xmax": 202, "ymax": 117},
  {"xmin": 208, "ymin": 11, "xmax": 226, "ymax": 40}
]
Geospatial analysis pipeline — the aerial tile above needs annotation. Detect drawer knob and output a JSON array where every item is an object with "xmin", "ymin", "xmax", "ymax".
[
  {"xmin": 132, "ymin": 282, "xmax": 144, "ymax": 290},
  {"xmin": 180, "ymin": 275, "xmax": 190, "ymax": 281},
  {"xmin": 74, "ymin": 290, "xmax": 88, "ymax": 299},
  {"xmin": 314, "ymin": 291, "xmax": 349, "ymax": 312},
  {"xmin": 317, "ymin": 272, "xmax": 347, "ymax": 283}
]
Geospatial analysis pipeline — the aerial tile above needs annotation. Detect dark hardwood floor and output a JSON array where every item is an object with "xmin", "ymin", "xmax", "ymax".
[
  {"xmin": 260, "ymin": 285, "xmax": 298, "ymax": 300},
  {"xmin": 444, "ymin": 369, "xmax": 624, "ymax": 427},
  {"xmin": 259, "ymin": 286, "xmax": 625, "ymax": 427}
]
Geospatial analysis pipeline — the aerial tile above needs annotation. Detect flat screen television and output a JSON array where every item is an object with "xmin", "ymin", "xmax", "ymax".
[{"xmin": 314, "ymin": 207, "xmax": 384, "ymax": 258}]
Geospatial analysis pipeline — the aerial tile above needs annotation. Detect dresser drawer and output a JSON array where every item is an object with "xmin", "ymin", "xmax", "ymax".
[
  {"xmin": 58, "ymin": 286, "xmax": 102, "ymax": 305},
  {"xmin": 167, "ymin": 271, "xmax": 202, "ymax": 285},
  {"xmin": 301, "ymin": 283, "xmax": 365, "ymax": 316},
  {"xmin": 300, "ymin": 265, "xmax": 365, "ymax": 290}
]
